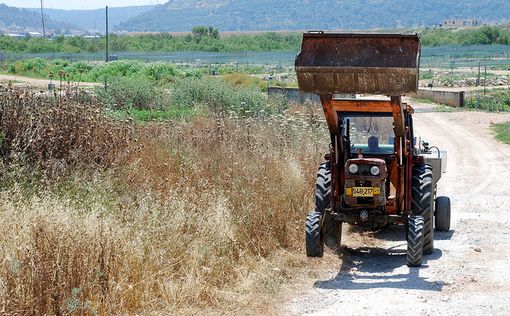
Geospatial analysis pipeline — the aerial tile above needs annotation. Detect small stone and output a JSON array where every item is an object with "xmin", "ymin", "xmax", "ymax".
[{"xmin": 474, "ymin": 247, "xmax": 482, "ymax": 252}]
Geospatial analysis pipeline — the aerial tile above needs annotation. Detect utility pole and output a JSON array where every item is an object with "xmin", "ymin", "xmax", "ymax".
[
  {"xmin": 105, "ymin": 6, "xmax": 109, "ymax": 63},
  {"xmin": 105, "ymin": 6, "xmax": 109, "ymax": 91},
  {"xmin": 40, "ymin": 0, "xmax": 46, "ymax": 37}
]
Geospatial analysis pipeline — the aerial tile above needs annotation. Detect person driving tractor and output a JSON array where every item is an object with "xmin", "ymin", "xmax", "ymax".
[{"xmin": 366, "ymin": 136, "xmax": 383, "ymax": 153}]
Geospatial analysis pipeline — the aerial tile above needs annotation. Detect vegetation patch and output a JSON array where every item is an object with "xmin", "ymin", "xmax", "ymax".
[
  {"xmin": 2, "ymin": 58, "xmax": 286, "ymax": 89},
  {"xmin": 5, "ymin": 58, "xmax": 178, "ymax": 84},
  {"xmin": 0, "ymin": 31, "xmax": 302, "ymax": 54},
  {"xmin": 464, "ymin": 89, "xmax": 510, "ymax": 112},
  {"xmin": 171, "ymin": 77, "xmax": 289, "ymax": 116},
  {"xmin": 492, "ymin": 121, "xmax": 510, "ymax": 144},
  {"xmin": 0, "ymin": 87, "xmax": 327, "ymax": 314},
  {"xmin": 95, "ymin": 76, "xmax": 169, "ymax": 110},
  {"xmin": 0, "ymin": 25, "xmax": 509, "ymax": 55},
  {"xmin": 420, "ymin": 25, "xmax": 510, "ymax": 46}
]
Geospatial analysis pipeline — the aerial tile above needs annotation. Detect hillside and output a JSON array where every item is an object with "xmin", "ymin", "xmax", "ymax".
[
  {"xmin": 0, "ymin": 4, "xmax": 75, "ymax": 33},
  {"xmin": 117, "ymin": 0, "xmax": 510, "ymax": 32},
  {"xmin": 27, "ymin": 5, "xmax": 157, "ymax": 32}
]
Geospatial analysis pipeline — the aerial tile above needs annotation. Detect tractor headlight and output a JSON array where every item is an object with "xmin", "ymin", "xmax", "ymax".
[
  {"xmin": 348, "ymin": 164, "xmax": 359, "ymax": 174},
  {"xmin": 370, "ymin": 166, "xmax": 380, "ymax": 176}
]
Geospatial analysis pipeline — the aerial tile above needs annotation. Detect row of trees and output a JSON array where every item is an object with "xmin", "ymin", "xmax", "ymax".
[
  {"xmin": 421, "ymin": 26, "xmax": 510, "ymax": 46},
  {"xmin": 0, "ymin": 26, "xmax": 509, "ymax": 54},
  {"xmin": 0, "ymin": 28, "xmax": 302, "ymax": 54}
]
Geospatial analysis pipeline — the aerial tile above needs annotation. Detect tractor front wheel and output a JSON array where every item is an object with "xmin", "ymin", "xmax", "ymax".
[
  {"xmin": 315, "ymin": 162, "xmax": 342, "ymax": 249},
  {"xmin": 306, "ymin": 212, "xmax": 324, "ymax": 257},
  {"xmin": 407, "ymin": 215, "xmax": 424, "ymax": 267}
]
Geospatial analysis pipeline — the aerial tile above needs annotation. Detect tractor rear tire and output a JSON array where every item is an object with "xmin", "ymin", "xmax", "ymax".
[
  {"xmin": 316, "ymin": 162, "xmax": 342, "ymax": 249},
  {"xmin": 412, "ymin": 164, "xmax": 434, "ymax": 255},
  {"xmin": 435, "ymin": 196, "xmax": 451, "ymax": 231},
  {"xmin": 306, "ymin": 212, "xmax": 324, "ymax": 257},
  {"xmin": 407, "ymin": 215, "xmax": 424, "ymax": 267}
]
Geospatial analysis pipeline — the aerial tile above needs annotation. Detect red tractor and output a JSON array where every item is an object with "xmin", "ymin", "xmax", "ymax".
[{"xmin": 295, "ymin": 32, "xmax": 451, "ymax": 266}]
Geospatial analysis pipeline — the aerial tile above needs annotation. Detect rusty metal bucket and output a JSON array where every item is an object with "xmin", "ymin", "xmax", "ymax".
[{"xmin": 295, "ymin": 33, "xmax": 420, "ymax": 96}]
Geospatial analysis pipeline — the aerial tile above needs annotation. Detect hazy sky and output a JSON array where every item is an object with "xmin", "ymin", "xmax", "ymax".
[{"xmin": 0, "ymin": 1, "xmax": 166, "ymax": 10}]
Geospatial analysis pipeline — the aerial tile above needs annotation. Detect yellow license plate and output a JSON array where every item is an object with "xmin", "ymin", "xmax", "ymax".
[{"xmin": 352, "ymin": 187, "xmax": 374, "ymax": 197}]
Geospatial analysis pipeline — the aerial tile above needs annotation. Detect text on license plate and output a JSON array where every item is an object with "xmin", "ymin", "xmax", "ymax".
[{"xmin": 352, "ymin": 187, "xmax": 374, "ymax": 197}]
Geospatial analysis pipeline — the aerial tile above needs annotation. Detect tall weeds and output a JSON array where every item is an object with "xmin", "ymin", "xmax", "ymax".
[
  {"xmin": 0, "ymin": 86, "xmax": 131, "ymax": 179},
  {"xmin": 0, "ymin": 88, "xmax": 327, "ymax": 314}
]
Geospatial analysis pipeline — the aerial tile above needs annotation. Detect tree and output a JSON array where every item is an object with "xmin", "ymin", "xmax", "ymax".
[{"xmin": 191, "ymin": 26, "xmax": 220, "ymax": 39}]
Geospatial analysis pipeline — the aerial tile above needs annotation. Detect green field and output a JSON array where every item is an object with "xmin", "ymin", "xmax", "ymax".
[{"xmin": 492, "ymin": 121, "xmax": 510, "ymax": 143}]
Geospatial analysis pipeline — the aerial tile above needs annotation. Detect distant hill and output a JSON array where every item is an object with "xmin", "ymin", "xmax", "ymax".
[
  {"xmin": 0, "ymin": 3, "xmax": 75, "ymax": 33},
  {"xmin": 117, "ymin": 0, "xmax": 510, "ymax": 32},
  {"xmin": 27, "ymin": 5, "xmax": 157, "ymax": 32}
]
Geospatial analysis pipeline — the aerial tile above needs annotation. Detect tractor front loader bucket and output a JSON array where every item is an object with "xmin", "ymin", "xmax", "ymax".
[{"xmin": 295, "ymin": 32, "xmax": 420, "ymax": 96}]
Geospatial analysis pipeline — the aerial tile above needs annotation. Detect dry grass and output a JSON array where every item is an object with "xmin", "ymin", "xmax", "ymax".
[
  {"xmin": 0, "ymin": 85, "xmax": 131, "ymax": 179},
  {"xmin": 0, "ymin": 89, "xmax": 329, "ymax": 314}
]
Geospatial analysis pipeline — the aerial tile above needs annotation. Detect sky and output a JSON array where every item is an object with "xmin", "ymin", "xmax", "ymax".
[{"xmin": 0, "ymin": 0, "xmax": 166, "ymax": 10}]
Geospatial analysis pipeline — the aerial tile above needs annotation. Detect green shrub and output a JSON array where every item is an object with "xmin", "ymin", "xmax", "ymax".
[
  {"xmin": 465, "ymin": 89, "xmax": 510, "ymax": 112},
  {"xmin": 96, "ymin": 76, "xmax": 169, "ymax": 110},
  {"xmin": 141, "ymin": 63, "xmax": 177, "ymax": 83},
  {"xmin": 65, "ymin": 61, "xmax": 93, "ymax": 75},
  {"xmin": 89, "ymin": 60, "xmax": 144, "ymax": 81},
  {"xmin": 171, "ymin": 77, "xmax": 288, "ymax": 116},
  {"xmin": 88, "ymin": 61, "xmax": 176, "ymax": 84},
  {"xmin": 23, "ymin": 58, "xmax": 47, "ymax": 71}
]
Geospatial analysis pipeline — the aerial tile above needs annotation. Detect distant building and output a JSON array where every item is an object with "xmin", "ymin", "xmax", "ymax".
[
  {"xmin": 441, "ymin": 19, "xmax": 481, "ymax": 28},
  {"xmin": 7, "ymin": 33, "xmax": 27, "ymax": 38},
  {"xmin": 28, "ymin": 32, "xmax": 43, "ymax": 38}
]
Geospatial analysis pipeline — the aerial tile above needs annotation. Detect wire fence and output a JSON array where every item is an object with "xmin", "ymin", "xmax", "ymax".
[
  {"xmin": 420, "ymin": 45, "xmax": 510, "ymax": 69},
  {"xmin": 1, "ymin": 51, "xmax": 297, "ymax": 67},
  {"xmin": 2, "ymin": 45, "xmax": 510, "ymax": 69}
]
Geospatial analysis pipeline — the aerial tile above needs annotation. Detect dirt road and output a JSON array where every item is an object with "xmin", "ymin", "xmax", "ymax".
[
  {"xmin": 287, "ymin": 102, "xmax": 510, "ymax": 315},
  {"xmin": 0, "ymin": 74, "xmax": 97, "ymax": 89}
]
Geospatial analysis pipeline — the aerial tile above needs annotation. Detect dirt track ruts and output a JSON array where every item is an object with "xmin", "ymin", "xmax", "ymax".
[{"xmin": 287, "ymin": 101, "xmax": 510, "ymax": 315}]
